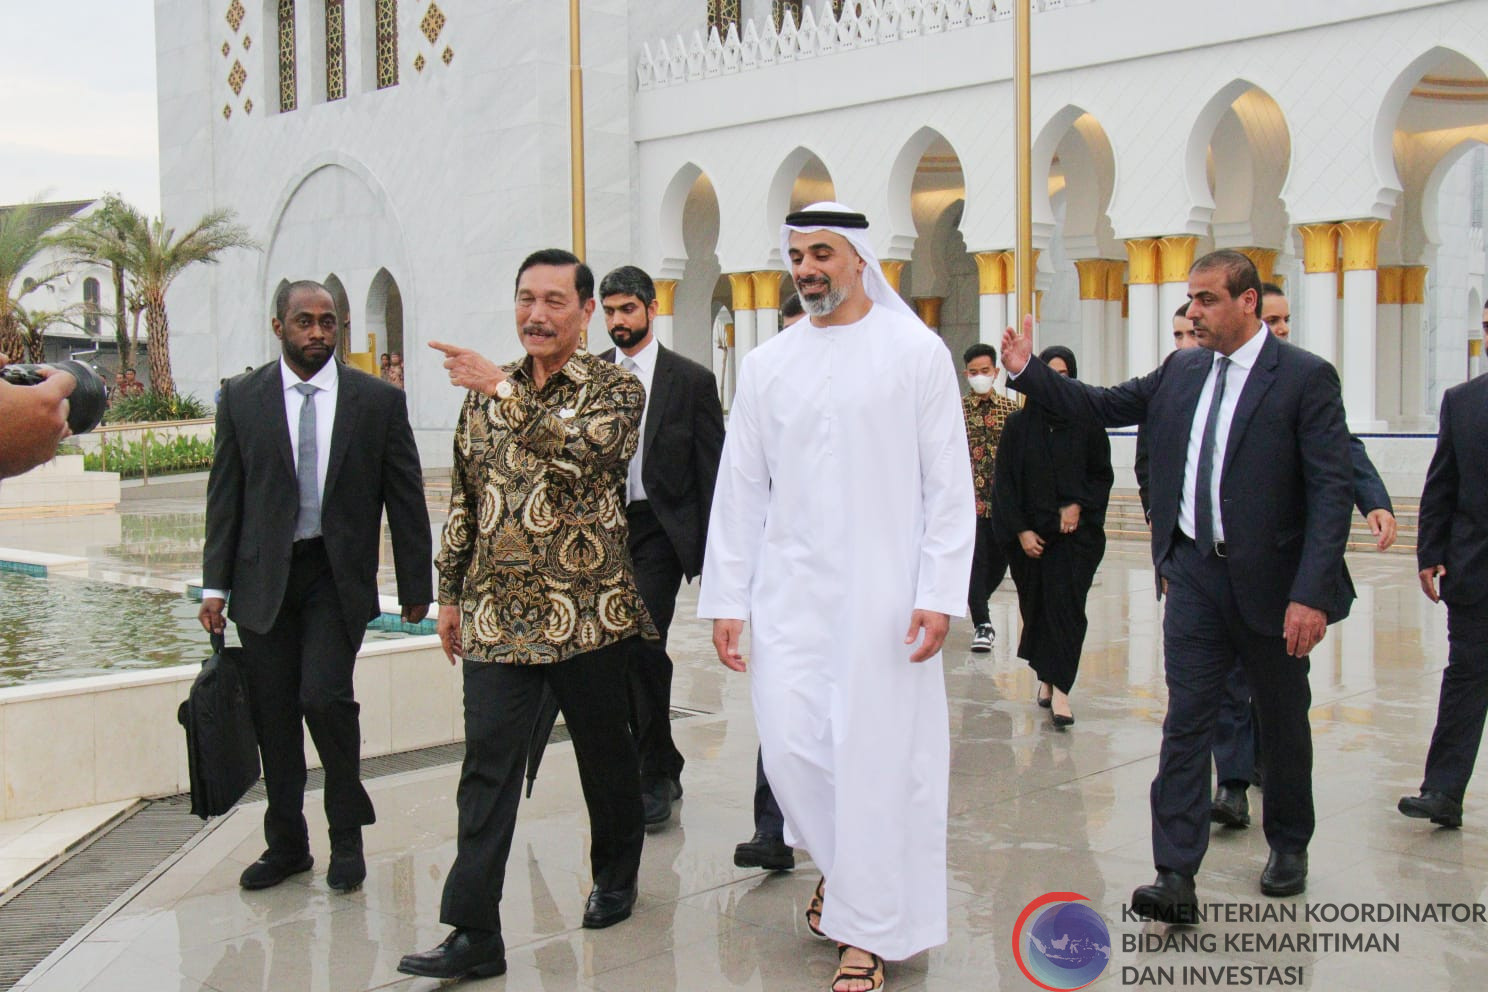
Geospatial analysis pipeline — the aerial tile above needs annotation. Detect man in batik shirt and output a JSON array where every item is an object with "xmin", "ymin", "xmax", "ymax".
[
  {"xmin": 963, "ymin": 342, "xmax": 1020, "ymax": 652},
  {"xmin": 399, "ymin": 248, "xmax": 655, "ymax": 983}
]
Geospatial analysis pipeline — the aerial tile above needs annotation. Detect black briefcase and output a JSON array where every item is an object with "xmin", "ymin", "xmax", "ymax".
[{"xmin": 177, "ymin": 631, "xmax": 261, "ymax": 819}]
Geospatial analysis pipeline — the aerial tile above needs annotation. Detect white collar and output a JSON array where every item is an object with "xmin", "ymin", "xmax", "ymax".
[
  {"xmin": 1215, "ymin": 324, "xmax": 1268, "ymax": 372},
  {"xmin": 280, "ymin": 356, "xmax": 339, "ymax": 393},
  {"xmin": 619, "ymin": 335, "xmax": 659, "ymax": 374}
]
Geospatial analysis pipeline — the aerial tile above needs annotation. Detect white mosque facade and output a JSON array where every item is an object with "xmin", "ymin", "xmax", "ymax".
[{"xmin": 156, "ymin": 0, "xmax": 1488, "ymax": 465}]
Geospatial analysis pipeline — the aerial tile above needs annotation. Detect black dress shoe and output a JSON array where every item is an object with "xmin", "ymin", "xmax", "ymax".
[
  {"xmin": 734, "ymin": 832, "xmax": 795, "ymax": 871},
  {"xmin": 642, "ymin": 778, "xmax": 681, "ymax": 828},
  {"xmin": 239, "ymin": 851, "xmax": 314, "ymax": 891},
  {"xmin": 397, "ymin": 928, "xmax": 507, "ymax": 979},
  {"xmin": 1212, "ymin": 783, "xmax": 1251, "ymax": 828},
  {"xmin": 1398, "ymin": 790, "xmax": 1464, "ymax": 828},
  {"xmin": 1260, "ymin": 849, "xmax": 1307, "ymax": 897},
  {"xmin": 327, "ymin": 829, "xmax": 365, "ymax": 892},
  {"xmin": 1130, "ymin": 870, "xmax": 1198, "ymax": 925},
  {"xmin": 583, "ymin": 883, "xmax": 638, "ymax": 929}
]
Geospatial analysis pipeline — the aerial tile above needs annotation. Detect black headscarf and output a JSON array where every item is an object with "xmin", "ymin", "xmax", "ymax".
[{"xmin": 1038, "ymin": 345, "xmax": 1078, "ymax": 380}]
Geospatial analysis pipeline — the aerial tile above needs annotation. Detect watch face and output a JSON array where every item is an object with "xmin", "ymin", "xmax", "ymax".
[{"xmin": 495, "ymin": 380, "xmax": 513, "ymax": 399}]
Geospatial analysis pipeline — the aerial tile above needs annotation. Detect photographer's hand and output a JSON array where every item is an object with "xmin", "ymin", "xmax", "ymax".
[{"xmin": 0, "ymin": 365, "xmax": 75, "ymax": 479}]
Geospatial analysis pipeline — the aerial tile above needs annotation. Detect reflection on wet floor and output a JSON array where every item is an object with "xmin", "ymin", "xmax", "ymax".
[{"xmin": 8, "ymin": 518, "xmax": 1487, "ymax": 991}]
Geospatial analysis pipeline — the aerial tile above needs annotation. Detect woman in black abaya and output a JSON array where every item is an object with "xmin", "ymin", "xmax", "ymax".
[{"xmin": 993, "ymin": 346, "xmax": 1114, "ymax": 726}]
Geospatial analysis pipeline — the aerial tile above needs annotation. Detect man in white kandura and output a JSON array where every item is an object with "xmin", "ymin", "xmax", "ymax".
[{"xmin": 699, "ymin": 202, "xmax": 974, "ymax": 992}]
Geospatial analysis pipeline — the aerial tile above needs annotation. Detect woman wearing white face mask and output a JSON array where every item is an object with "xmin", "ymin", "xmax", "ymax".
[{"xmin": 962, "ymin": 343, "xmax": 1020, "ymax": 653}]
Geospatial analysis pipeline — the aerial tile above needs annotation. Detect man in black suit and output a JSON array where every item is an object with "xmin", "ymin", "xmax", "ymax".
[
  {"xmin": 1001, "ymin": 250, "xmax": 1355, "ymax": 918},
  {"xmin": 1401, "ymin": 369, "xmax": 1488, "ymax": 828},
  {"xmin": 596, "ymin": 265, "xmax": 726, "ymax": 828},
  {"xmin": 200, "ymin": 280, "xmax": 432, "ymax": 893},
  {"xmin": 1204, "ymin": 283, "xmax": 1398, "ymax": 829}
]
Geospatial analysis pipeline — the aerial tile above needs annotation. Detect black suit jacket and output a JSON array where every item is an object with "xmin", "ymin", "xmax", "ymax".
[
  {"xmin": 1013, "ymin": 332, "xmax": 1355, "ymax": 635},
  {"xmin": 203, "ymin": 361, "xmax": 433, "ymax": 635},
  {"xmin": 599, "ymin": 343, "xmax": 725, "ymax": 579},
  {"xmin": 1418, "ymin": 373, "xmax": 1488, "ymax": 607}
]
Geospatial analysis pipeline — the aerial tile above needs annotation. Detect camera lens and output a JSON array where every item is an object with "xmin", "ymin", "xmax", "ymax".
[
  {"xmin": 0, "ymin": 361, "xmax": 108, "ymax": 435},
  {"xmin": 54, "ymin": 361, "xmax": 108, "ymax": 435}
]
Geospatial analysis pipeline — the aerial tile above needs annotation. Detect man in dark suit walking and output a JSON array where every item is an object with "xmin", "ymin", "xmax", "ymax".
[
  {"xmin": 1000, "ymin": 250, "xmax": 1355, "ymax": 918},
  {"xmin": 596, "ymin": 265, "xmax": 725, "ymax": 828},
  {"xmin": 1401, "ymin": 370, "xmax": 1488, "ymax": 828},
  {"xmin": 200, "ymin": 280, "xmax": 432, "ymax": 893}
]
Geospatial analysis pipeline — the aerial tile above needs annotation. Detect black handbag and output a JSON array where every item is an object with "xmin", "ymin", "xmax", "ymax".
[{"xmin": 177, "ymin": 631, "xmax": 261, "ymax": 818}]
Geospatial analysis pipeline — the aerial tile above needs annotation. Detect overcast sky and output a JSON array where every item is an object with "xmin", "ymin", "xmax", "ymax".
[{"xmin": 0, "ymin": 1, "xmax": 161, "ymax": 216}]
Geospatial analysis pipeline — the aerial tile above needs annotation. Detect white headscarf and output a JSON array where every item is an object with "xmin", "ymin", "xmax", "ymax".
[{"xmin": 780, "ymin": 201, "xmax": 919, "ymax": 322}]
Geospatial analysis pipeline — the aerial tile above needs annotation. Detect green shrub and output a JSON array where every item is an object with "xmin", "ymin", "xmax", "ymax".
[
  {"xmin": 85, "ymin": 432, "xmax": 215, "ymax": 479},
  {"xmin": 105, "ymin": 392, "xmax": 210, "ymax": 424}
]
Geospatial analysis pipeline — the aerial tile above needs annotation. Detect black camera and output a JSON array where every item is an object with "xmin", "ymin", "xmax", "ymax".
[{"xmin": 0, "ymin": 360, "xmax": 110, "ymax": 435}]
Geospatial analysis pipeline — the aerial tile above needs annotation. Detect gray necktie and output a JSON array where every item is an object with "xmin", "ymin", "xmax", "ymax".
[
  {"xmin": 1194, "ymin": 356, "xmax": 1231, "ymax": 555},
  {"xmin": 622, "ymin": 357, "xmax": 645, "ymax": 502},
  {"xmin": 293, "ymin": 382, "xmax": 321, "ymax": 540}
]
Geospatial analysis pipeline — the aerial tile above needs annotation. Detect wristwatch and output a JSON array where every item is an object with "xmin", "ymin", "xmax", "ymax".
[{"xmin": 493, "ymin": 378, "xmax": 513, "ymax": 400}]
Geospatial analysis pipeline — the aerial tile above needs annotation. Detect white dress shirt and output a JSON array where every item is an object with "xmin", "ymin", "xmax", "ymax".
[
  {"xmin": 617, "ymin": 336, "xmax": 658, "ymax": 503},
  {"xmin": 202, "ymin": 358, "xmax": 339, "ymax": 601},
  {"xmin": 1177, "ymin": 325, "xmax": 1268, "ymax": 543}
]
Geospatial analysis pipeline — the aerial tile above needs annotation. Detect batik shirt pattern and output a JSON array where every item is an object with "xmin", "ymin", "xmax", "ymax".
[
  {"xmin": 963, "ymin": 391, "xmax": 1020, "ymax": 519},
  {"xmin": 437, "ymin": 350, "xmax": 658, "ymax": 664}
]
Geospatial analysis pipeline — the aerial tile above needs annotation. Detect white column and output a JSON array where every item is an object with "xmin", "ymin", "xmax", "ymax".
[
  {"xmin": 1157, "ymin": 283, "xmax": 1189, "ymax": 358},
  {"xmin": 979, "ymin": 293, "xmax": 1007, "ymax": 347},
  {"xmin": 1375, "ymin": 266, "xmax": 1403, "ymax": 425},
  {"xmin": 1126, "ymin": 285, "xmax": 1158, "ymax": 376},
  {"xmin": 1342, "ymin": 270, "xmax": 1381, "ymax": 430},
  {"xmin": 1104, "ymin": 260, "xmax": 1125, "ymax": 386},
  {"xmin": 733, "ymin": 309, "xmax": 757, "ymax": 368},
  {"xmin": 752, "ymin": 271, "xmax": 782, "ymax": 347},
  {"xmin": 1339, "ymin": 220, "xmax": 1385, "ymax": 430},
  {"xmin": 1125, "ymin": 239, "xmax": 1160, "ymax": 377},
  {"xmin": 652, "ymin": 315, "xmax": 674, "ymax": 350},
  {"xmin": 1080, "ymin": 299, "xmax": 1106, "ymax": 384},
  {"xmin": 1302, "ymin": 273, "xmax": 1339, "ymax": 367},
  {"xmin": 1401, "ymin": 267, "xmax": 1427, "ymax": 422},
  {"xmin": 1297, "ymin": 224, "xmax": 1339, "ymax": 367}
]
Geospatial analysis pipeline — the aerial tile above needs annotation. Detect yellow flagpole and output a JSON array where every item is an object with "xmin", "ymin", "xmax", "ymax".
[
  {"xmin": 569, "ymin": 0, "xmax": 586, "ymax": 262},
  {"xmin": 1014, "ymin": 0, "xmax": 1033, "ymax": 333}
]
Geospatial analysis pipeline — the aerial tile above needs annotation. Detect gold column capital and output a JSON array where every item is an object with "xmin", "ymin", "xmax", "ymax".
[
  {"xmin": 1104, "ymin": 259, "xmax": 1126, "ymax": 302},
  {"xmin": 1471, "ymin": 338, "xmax": 1483, "ymax": 359},
  {"xmin": 1401, "ymin": 265, "xmax": 1428, "ymax": 305},
  {"xmin": 1376, "ymin": 266, "xmax": 1405, "ymax": 305},
  {"xmin": 1035, "ymin": 290, "xmax": 1044, "ymax": 320},
  {"xmin": 726, "ymin": 272, "xmax": 756, "ymax": 310},
  {"xmin": 1074, "ymin": 259, "xmax": 1106, "ymax": 301},
  {"xmin": 1125, "ymin": 238, "xmax": 1160, "ymax": 285},
  {"xmin": 913, "ymin": 296, "xmax": 943, "ymax": 329},
  {"xmin": 1298, "ymin": 224, "xmax": 1340, "ymax": 274},
  {"xmin": 1237, "ymin": 247, "xmax": 1278, "ymax": 285},
  {"xmin": 974, "ymin": 251, "xmax": 1012, "ymax": 295},
  {"xmin": 653, "ymin": 279, "xmax": 678, "ymax": 317},
  {"xmin": 1156, "ymin": 236, "xmax": 1198, "ymax": 285},
  {"xmin": 880, "ymin": 260, "xmax": 906, "ymax": 293},
  {"xmin": 1339, "ymin": 220, "xmax": 1384, "ymax": 272},
  {"xmin": 751, "ymin": 270, "xmax": 783, "ymax": 311}
]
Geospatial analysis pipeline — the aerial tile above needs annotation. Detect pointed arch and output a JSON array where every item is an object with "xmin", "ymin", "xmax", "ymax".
[
  {"xmin": 886, "ymin": 126, "xmax": 962, "ymax": 259},
  {"xmin": 1373, "ymin": 46, "xmax": 1488, "ymax": 215},
  {"xmin": 765, "ymin": 147, "xmax": 837, "ymax": 265},
  {"xmin": 1184, "ymin": 79, "xmax": 1292, "ymax": 240}
]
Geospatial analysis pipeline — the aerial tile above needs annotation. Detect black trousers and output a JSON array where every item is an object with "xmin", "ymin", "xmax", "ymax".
[
  {"xmin": 1421, "ymin": 600, "xmax": 1488, "ymax": 803},
  {"xmin": 626, "ymin": 502, "xmax": 686, "ymax": 787},
  {"xmin": 238, "ymin": 538, "xmax": 373, "ymax": 856},
  {"xmin": 1153, "ymin": 536, "xmax": 1314, "ymax": 877},
  {"xmin": 753, "ymin": 748, "xmax": 785, "ymax": 839},
  {"xmin": 1212, "ymin": 662, "xmax": 1261, "ymax": 786},
  {"xmin": 967, "ymin": 516, "xmax": 1009, "ymax": 627},
  {"xmin": 440, "ymin": 640, "xmax": 644, "ymax": 934}
]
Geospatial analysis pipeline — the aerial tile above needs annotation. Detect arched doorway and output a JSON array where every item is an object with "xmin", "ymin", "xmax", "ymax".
[
  {"xmin": 365, "ymin": 268, "xmax": 404, "ymax": 367},
  {"xmin": 903, "ymin": 133, "xmax": 975, "ymax": 364},
  {"xmin": 323, "ymin": 273, "xmax": 352, "ymax": 355}
]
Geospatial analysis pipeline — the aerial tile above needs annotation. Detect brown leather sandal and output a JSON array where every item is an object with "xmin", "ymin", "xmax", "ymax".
[
  {"xmin": 832, "ymin": 944, "xmax": 885, "ymax": 991},
  {"xmin": 805, "ymin": 877, "xmax": 827, "ymax": 938}
]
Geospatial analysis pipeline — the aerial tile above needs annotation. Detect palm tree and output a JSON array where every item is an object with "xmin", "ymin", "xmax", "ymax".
[
  {"xmin": 12, "ymin": 302, "xmax": 85, "ymax": 362},
  {"xmin": 0, "ymin": 199, "xmax": 59, "ymax": 360},
  {"xmin": 113, "ymin": 209, "xmax": 257, "ymax": 396},
  {"xmin": 55, "ymin": 195, "xmax": 142, "ymax": 369}
]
